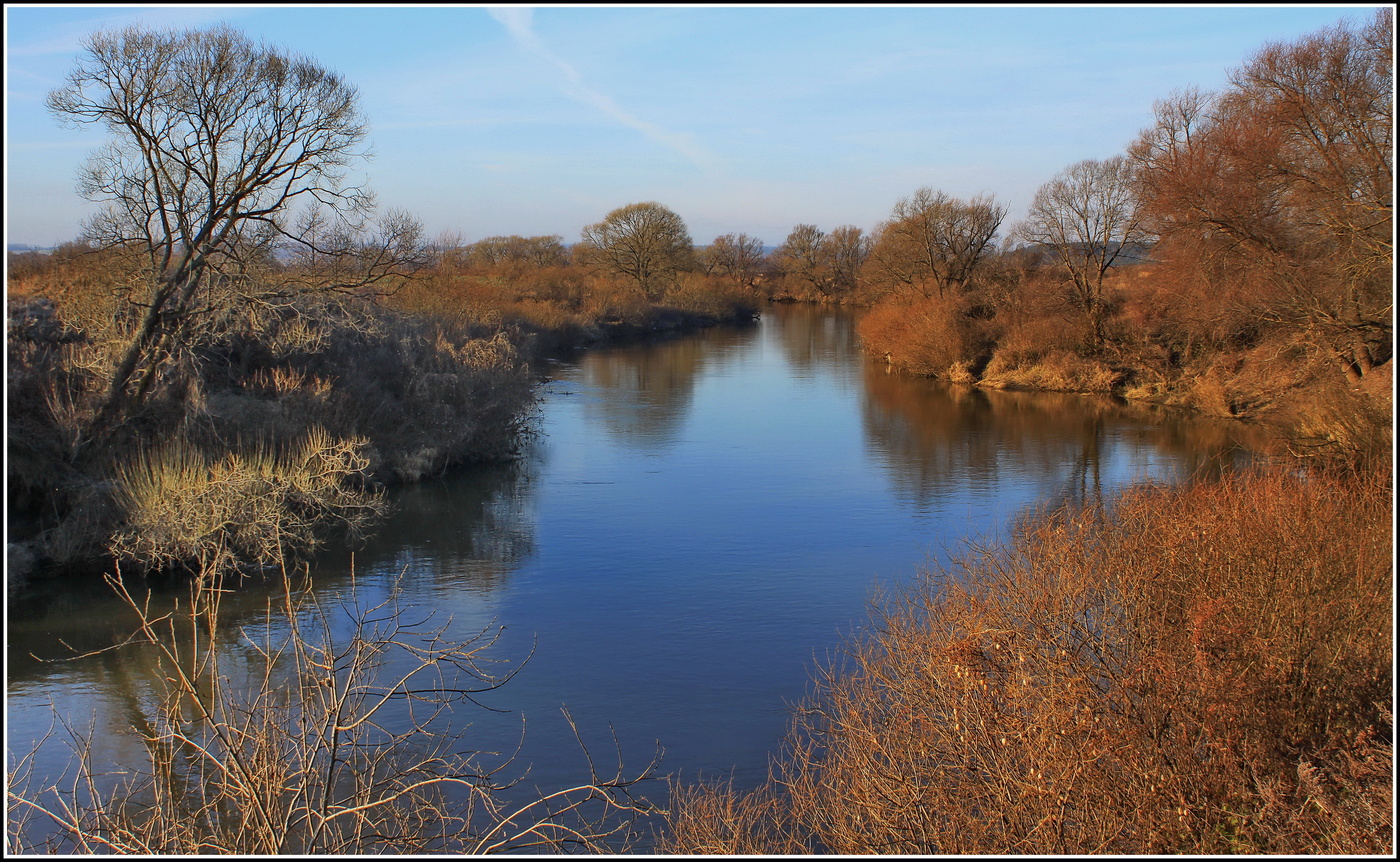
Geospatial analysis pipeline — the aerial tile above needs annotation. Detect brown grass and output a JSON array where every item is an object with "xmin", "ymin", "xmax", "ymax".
[
  {"xmin": 979, "ymin": 347, "xmax": 1122, "ymax": 393},
  {"xmin": 661, "ymin": 466, "xmax": 1393, "ymax": 854},
  {"xmin": 109, "ymin": 429, "xmax": 384, "ymax": 577}
]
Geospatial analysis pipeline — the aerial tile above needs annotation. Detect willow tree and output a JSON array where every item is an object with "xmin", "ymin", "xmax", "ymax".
[{"xmin": 48, "ymin": 24, "xmax": 425, "ymax": 439}]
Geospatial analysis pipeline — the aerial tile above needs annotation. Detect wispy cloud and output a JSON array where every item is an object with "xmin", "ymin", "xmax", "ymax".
[{"xmin": 486, "ymin": 7, "xmax": 721, "ymax": 175}]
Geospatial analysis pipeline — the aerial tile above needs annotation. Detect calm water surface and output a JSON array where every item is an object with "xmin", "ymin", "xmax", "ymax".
[{"xmin": 7, "ymin": 304, "xmax": 1263, "ymax": 832}]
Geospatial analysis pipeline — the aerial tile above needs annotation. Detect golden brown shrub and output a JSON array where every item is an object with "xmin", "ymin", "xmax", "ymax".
[{"xmin": 663, "ymin": 467, "xmax": 1393, "ymax": 855}]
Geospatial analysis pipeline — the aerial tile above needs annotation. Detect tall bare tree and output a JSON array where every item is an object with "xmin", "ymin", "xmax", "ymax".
[
  {"xmin": 578, "ymin": 202, "xmax": 694, "ymax": 299},
  {"xmin": 865, "ymin": 188, "xmax": 1007, "ymax": 298},
  {"xmin": 1015, "ymin": 156, "xmax": 1146, "ymax": 348},
  {"xmin": 824, "ymin": 225, "xmax": 870, "ymax": 297},
  {"xmin": 48, "ymin": 24, "xmax": 426, "ymax": 438},
  {"xmin": 700, "ymin": 233, "xmax": 767, "ymax": 289}
]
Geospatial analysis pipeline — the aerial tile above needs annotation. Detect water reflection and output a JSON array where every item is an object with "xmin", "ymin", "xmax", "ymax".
[
  {"xmin": 768, "ymin": 303, "xmax": 863, "ymax": 374},
  {"xmin": 574, "ymin": 326, "xmax": 756, "ymax": 450},
  {"xmin": 313, "ymin": 456, "xmax": 539, "ymax": 594},
  {"xmin": 859, "ymin": 361, "xmax": 1264, "ymax": 510}
]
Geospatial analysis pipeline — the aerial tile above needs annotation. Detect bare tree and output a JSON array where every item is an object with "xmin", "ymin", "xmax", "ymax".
[
  {"xmin": 47, "ymin": 24, "xmax": 427, "ymax": 440},
  {"xmin": 1128, "ymin": 9, "xmax": 1392, "ymax": 381},
  {"xmin": 865, "ymin": 188, "xmax": 1007, "ymax": 298},
  {"xmin": 1015, "ymin": 157, "xmax": 1146, "ymax": 348},
  {"xmin": 700, "ymin": 233, "xmax": 767, "ymax": 289},
  {"xmin": 772, "ymin": 224, "xmax": 831, "ymax": 296},
  {"xmin": 824, "ymin": 225, "xmax": 870, "ymax": 297},
  {"xmin": 577, "ymin": 202, "xmax": 694, "ymax": 299}
]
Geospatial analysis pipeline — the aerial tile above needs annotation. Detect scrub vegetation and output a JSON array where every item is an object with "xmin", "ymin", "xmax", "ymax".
[
  {"xmin": 660, "ymin": 11, "xmax": 1392, "ymax": 854},
  {"xmin": 5, "ymin": 9, "xmax": 1392, "ymax": 857},
  {"xmin": 661, "ymin": 467, "xmax": 1393, "ymax": 855}
]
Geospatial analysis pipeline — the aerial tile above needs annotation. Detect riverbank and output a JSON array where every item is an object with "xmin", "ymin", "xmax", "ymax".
[
  {"xmin": 852, "ymin": 288, "xmax": 1393, "ymax": 470},
  {"xmin": 5, "ymin": 246, "xmax": 757, "ymax": 587},
  {"xmin": 661, "ymin": 462, "xmax": 1394, "ymax": 855},
  {"xmin": 10, "ymin": 303, "xmax": 1382, "ymax": 854}
]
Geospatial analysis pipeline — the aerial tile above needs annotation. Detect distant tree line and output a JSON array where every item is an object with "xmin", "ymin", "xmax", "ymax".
[{"xmin": 8, "ymin": 9, "xmax": 1391, "ymax": 579}]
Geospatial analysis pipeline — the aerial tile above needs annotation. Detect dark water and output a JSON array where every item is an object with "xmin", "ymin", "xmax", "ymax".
[{"xmin": 6, "ymin": 303, "xmax": 1265, "ymax": 840}]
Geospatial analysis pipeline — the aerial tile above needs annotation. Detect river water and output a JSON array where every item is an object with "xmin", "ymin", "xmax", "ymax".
[{"xmin": 6, "ymin": 303, "xmax": 1264, "ymax": 843}]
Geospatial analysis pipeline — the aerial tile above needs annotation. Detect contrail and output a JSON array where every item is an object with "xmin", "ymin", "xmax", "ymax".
[{"xmin": 487, "ymin": 7, "xmax": 720, "ymax": 174}]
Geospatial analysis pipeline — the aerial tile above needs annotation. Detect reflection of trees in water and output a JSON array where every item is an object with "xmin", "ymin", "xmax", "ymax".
[
  {"xmin": 579, "ymin": 327, "xmax": 755, "ymax": 450},
  {"xmin": 335, "ymin": 457, "xmax": 540, "ymax": 594},
  {"xmin": 860, "ymin": 364, "xmax": 1265, "ymax": 509},
  {"xmin": 8, "ymin": 457, "xmax": 540, "ymax": 686},
  {"xmin": 767, "ymin": 303, "xmax": 863, "ymax": 374}
]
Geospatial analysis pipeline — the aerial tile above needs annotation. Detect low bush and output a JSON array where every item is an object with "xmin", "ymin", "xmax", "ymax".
[
  {"xmin": 662, "ymin": 466, "xmax": 1393, "ymax": 854},
  {"xmin": 857, "ymin": 293, "xmax": 987, "ymax": 378},
  {"xmin": 109, "ymin": 429, "xmax": 383, "ymax": 576}
]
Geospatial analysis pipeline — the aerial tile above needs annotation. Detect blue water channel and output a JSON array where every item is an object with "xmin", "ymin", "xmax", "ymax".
[{"xmin": 6, "ymin": 303, "xmax": 1263, "ymax": 842}]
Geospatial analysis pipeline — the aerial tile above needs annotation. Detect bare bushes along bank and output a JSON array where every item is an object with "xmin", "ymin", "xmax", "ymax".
[
  {"xmin": 7, "ymin": 272, "xmax": 532, "ymax": 581},
  {"xmin": 662, "ymin": 465, "xmax": 1393, "ymax": 854},
  {"xmin": 6, "ymin": 237, "xmax": 758, "ymax": 584}
]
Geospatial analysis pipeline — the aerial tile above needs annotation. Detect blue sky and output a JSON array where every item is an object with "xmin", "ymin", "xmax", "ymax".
[{"xmin": 4, "ymin": 4, "xmax": 1383, "ymax": 249}]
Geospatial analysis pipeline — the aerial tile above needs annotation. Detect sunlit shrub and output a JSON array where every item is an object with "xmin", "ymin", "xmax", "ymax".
[
  {"xmin": 979, "ymin": 347, "xmax": 1121, "ymax": 392},
  {"xmin": 857, "ymin": 294, "xmax": 985, "ymax": 378},
  {"xmin": 110, "ymin": 428, "xmax": 383, "ymax": 576},
  {"xmin": 663, "ymin": 467, "xmax": 1393, "ymax": 855}
]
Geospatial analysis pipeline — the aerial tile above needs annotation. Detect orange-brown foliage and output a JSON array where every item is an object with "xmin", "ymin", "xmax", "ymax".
[{"xmin": 662, "ymin": 467, "xmax": 1393, "ymax": 855}]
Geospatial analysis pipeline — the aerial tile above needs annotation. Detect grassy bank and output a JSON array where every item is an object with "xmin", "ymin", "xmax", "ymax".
[
  {"xmin": 661, "ymin": 464, "xmax": 1393, "ymax": 854},
  {"xmin": 6, "ymin": 243, "xmax": 756, "ymax": 584}
]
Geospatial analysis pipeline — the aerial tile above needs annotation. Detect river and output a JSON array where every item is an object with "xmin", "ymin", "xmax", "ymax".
[{"xmin": 6, "ymin": 303, "xmax": 1265, "ymax": 845}]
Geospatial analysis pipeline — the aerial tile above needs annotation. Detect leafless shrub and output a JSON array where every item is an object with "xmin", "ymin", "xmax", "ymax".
[
  {"xmin": 109, "ymin": 429, "xmax": 384, "ymax": 577},
  {"xmin": 665, "ymin": 467, "xmax": 1392, "ymax": 854},
  {"xmin": 7, "ymin": 568, "xmax": 661, "ymax": 854},
  {"xmin": 858, "ymin": 293, "xmax": 987, "ymax": 378}
]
